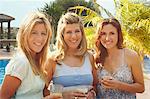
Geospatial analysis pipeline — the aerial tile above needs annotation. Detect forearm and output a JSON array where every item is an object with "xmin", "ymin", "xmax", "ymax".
[
  {"xmin": 43, "ymin": 85, "xmax": 50, "ymax": 97},
  {"xmin": 0, "ymin": 92, "xmax": 11, "ymax": 99},
  {"xmin": 117, "ymin": 82, "xmax": 144, "ymax": 93}
]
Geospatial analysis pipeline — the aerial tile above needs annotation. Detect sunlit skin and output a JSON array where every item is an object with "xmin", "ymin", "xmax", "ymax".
[
  {"xmin": 63, "ymin": 23, "xmax": 82, "ymax": 52},
  {"xmin": 100, "ymin": 24, "xmax": 118, "ymax": 50},
  {"xmin": 97, "ymin": 23, "xmax": 144, "ymax": 94},
  {"xmin": 28, "ymin": 23, "xmax": 48, "ymax": 56}
]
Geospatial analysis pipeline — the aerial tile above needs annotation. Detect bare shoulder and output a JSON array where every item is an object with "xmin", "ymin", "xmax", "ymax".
[
  {"xmin": 87, "ymin": 51, "xmax": 97, "ymax": 69},
  {"xmin": 124, "ymin": 48, "xmax": 141, "ymax": 67},
  {"xmin": 124, "ymin": 48, "xmax": 139, "ymax": 59},
  {"xmin": 87, "ymin": 51, "xmax": 94, "ymax": 60},
  {"xmin": 44, "ymin": 58, "xmax": 56, "ymax": 72}
]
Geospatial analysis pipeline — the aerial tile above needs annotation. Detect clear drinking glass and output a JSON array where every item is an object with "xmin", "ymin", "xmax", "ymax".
[
  {"xmin": 48, "ymin": 83, "xmax": 64, "ymax": 98},
  {"xmin": 63, "ymin": 85, "xmax": 93, "ymax": 99}
]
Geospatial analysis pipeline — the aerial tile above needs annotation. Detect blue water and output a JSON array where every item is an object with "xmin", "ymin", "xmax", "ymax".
[
  {"xmin": 0, "ymin": 56, "xmax": 150, "ymax": 84},
  {"xmin": 0, "ymin": 59, "xmax": 10, "ymax": 84},
  {"xmin": 143, "ymin": 56, "xmax": 150, "ymax": 74}
]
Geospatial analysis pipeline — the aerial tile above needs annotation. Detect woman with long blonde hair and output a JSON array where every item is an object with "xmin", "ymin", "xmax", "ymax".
[
  {"xmin": 0, "ymin": 11, "xmax": 55, "ymax": 99},
  {"xmin": 45, "ymin": 12, "xmax": 98, "ymax": 99}
]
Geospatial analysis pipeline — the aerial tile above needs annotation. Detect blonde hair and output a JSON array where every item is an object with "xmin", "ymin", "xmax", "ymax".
[
  {"xmin": 17, "ymin": 11, "xmax": 52, "ymax": 80},
  {"xmin": 55, "ymin": 12, "xmax": 87, "ymax": 60}
]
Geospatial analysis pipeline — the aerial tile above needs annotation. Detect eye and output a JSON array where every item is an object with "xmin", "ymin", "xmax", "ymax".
[
  {"xmin": 66, "ymin": 31, "xmax": 72, "ymax": 34},
  {"xmin": 41, "ymin": 32, "xmax": 47, "ymax": 35},
  {"xmin": 31, "ymin": 31, "xmax": 37, "ymax": 34},
  {"xmin": 100, "ymin": 32, "xmax": 106, "ymax": 35},
  {"xmin": 110, "ymin": 32, "xmax": 115, "ymax": 35},
  {"xmin": 75, "ymin": 29, "xmax": 80, "ymax": 33}
]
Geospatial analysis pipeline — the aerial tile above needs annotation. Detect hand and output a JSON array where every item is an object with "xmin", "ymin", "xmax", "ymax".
[
  {"xmin": 44, "ymin": 93, "xmax": 63, "ymax": 99},
  {"xmin": 86, "ymin": 90, "xmax": 96, "ymax": 99},
  {"xmin": 101, "ymin": 77, "xmax": 121, "ymax": 89},
  {"xmin": 62, "ymin": 90, "xmax": 87, "ymax": 99}
]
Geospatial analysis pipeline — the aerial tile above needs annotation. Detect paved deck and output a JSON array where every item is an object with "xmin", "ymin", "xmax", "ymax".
[
  {"xmin": 137, "ymin": 78, "xmax": 150, "ymax": 99},
  {"xmin": 0, "ymin": 48, "xmax": 16, "ymax": 59}
]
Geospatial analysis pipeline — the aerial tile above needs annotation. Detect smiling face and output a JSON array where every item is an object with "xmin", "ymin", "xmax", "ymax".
[
  {"xmin": 100, "ymin": 24, "xmax": 118, "ymax": 49},
  {"xmin": 28, "ymin": 23, "xmax": 48, "ymax": 55},
  {"xmin": 63, "ymin": 23, "xmax": 82, "ymax": 50}
]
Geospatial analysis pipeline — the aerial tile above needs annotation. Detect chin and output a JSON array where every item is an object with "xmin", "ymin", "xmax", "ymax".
[
  {"xmin": 34, "ymin": 49, "xmax": 43, "ymax": 53},
  {"xmin": 104, "ymin": 46, "xmax": 113, "ymax": 49}
]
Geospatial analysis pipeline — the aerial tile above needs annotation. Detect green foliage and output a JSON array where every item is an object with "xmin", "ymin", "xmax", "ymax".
[
  {"xmin": 67, "ymin": 5, "xmax": 111, "ymax": 49},
  {"xmin": 39, "ymin": 0, "xmax": 150, "ymax": 55},
  {"xmin": 84, "ymin": 27, "xmax": 96, "ymax": 48},
  {"xmin": 115, "ymin": 0, "xmax": 150, "ymax": 54},
  {"xmin": 68, "ymin": 6, "xmax": 102, "ymax": 27},
  {"xmin": 39, "ymin": 0, "xmax": 100, "ymax": 43}
]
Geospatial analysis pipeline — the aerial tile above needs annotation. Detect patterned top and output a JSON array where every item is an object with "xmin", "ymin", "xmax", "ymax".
[
  {"xmin": 97, "ymin": 50, "xmax": 136, "ymax": 99},
  {"xmin": 53, "ymin": 53, "xmax": 93, "ymax": 88}
]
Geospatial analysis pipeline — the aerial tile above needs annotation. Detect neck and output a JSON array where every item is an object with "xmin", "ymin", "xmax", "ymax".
[
  {"xmin": 107, "ymin": 47, "xmax": 119, "ymax": 57},
  {"xmin": 66, "ymin": 49, "xmax": 77, "ymax": 56},
  {"xmin": 65, "ymin": 52, "xmax": 75, "ymax": 57}
]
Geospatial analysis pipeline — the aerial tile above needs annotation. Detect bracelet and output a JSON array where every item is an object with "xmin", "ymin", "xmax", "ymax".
[{"xmin": 90, "ymin": 90, "xmax": 96, "ymax": 97}]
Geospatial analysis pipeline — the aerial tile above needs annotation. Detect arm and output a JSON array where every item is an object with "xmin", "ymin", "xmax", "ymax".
[
  {"xmin": 88, "ymin": 52, "xmax": 98, "ymax": 99},
  {"xmin": 102, "ymin": 49, "xmax": 145, "ymax": 93},
  {"xmin": 43, "ymin": 58, "xmax": 56, "ymax": 97},
  {"xmin": 89, "ymin": 52, "xmax": 98, "ymax": 91},
  {"xmin": 117, "ymin": 49, "xmax": 144, "ymax": 93},
  {"xmin": 43, "ymin": 85, "xmax": 50, "ymax": 97},
  {"xmin": 0, "ymin": 75, "xmax": 21, "ymax": 99}
]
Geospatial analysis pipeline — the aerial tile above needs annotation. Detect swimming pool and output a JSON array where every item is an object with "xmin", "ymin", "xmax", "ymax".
[
  {"xmin": 0, "ymin": 56, "xmax": 150, "ymax": 84},
  {"xmin": 0, "ymin": 59, "xmax": 10, "ymax": 84},
  {"xmin": 143, "ymin": 56, "xmax": 150, "ymax": 74}
]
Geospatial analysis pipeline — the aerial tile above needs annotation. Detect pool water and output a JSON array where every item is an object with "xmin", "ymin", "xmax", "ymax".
[
  {"xmin": 0, "ymin": 59, "xmax": 10, "ymax": 84},
  {"xmin": 143, "ymin": 56, "xmax": 150, "ymax": 74},
  {"xmin": 0, "ymin": 56, "xmax": 150, "ymax": 84}
]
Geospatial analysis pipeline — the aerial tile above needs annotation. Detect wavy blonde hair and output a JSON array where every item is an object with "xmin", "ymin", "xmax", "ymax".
[
  {"xmin": 55, "ymin": 12, "xmax": 87, "ymax": 61},
  {"xmin": 16, "ymin": 11, "xmax": 52, "ymax": 80}
]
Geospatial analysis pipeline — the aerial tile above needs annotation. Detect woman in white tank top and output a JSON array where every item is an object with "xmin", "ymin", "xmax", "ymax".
[{"xmin": 44, "ymin": 12, "xmax": 98, "ymax": 99}]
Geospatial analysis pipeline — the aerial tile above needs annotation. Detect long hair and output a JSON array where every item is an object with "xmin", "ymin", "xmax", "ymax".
[
  {"xmin": 55, "ymin": 12, "xmax": 87, "ymax": 61},
  {"xmin": 95, "ymin": 18, "xmax": 123, "ymax": 66},
  {"xmin": 16, "ymin": 11, "xmax": 52, "ymax": 80}
]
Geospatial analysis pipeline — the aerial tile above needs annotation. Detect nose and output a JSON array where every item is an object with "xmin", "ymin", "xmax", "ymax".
[
  {"xmin": 36, "ymin": 33, "xmax": 43, "ymax": 41},
  {"xmin": 71, "ymin": 32, "xmax": 77, "ymax": 38},
  {"xmin": 105, "ymin": 34, "xmax": 110, "ymax": 40}
]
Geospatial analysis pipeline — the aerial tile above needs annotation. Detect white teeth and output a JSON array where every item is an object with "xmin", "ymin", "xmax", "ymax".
[
  {"xmin": 105, "ymin": 42, "xmax": 111, "ymax": 44},
  {"xmin": 34, "ymin": 42, "xmax": 41, "ymax": 46},
  {"xmin": 70, "ymin": 40, "xmax": 77, "ymax": 43}
]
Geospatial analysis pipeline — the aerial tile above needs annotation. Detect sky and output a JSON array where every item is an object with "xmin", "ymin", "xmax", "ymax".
[{"xmin": 0, "ymin": 0, "xmax": 115, "ymax": 27}]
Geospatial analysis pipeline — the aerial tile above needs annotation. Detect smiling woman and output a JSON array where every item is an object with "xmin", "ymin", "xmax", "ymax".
[
  {"xmin": 44, "ymin": 12, "xmax": 98, "ymax": 99},
  {"xmin": 0, "ymin": 11, "xmax": 52, "ymax": 99},
  {"xmin": 95, "ymin": 18, "xmax": 145, "ymax": 99}
]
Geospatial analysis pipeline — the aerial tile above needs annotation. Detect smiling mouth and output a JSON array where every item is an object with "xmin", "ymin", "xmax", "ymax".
[
  {"xmin": 105, "ymin": 41, "xmax": 112, "ymax": 44},
  {"xmin": 70, "ymin": 40, "xmax": 78, "ymax": 43},
  {"xmin": 34, "ymin": 42, "xmax": 42, "ymax": 46}
]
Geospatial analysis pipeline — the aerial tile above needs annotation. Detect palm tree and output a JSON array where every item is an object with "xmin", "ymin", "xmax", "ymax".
[
  {"xmin": 68, "ymin": 0, "xmax": 150, "ymax": 56},
  {"xmin": 67, "ymin": 1, "xmax": 114, "ymax": 49},
  {"xmin": 39, "ymin": 0, "xmax": 100, "ymax": 45},
  {"xmin": 114, "ymin": 0, "xmax": 150, "ymax": 55}
]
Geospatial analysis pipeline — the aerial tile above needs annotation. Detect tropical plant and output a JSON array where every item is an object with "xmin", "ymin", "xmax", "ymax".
[
  {"xmin": 68, "ymin": 0, "xmax": 150, "ymax": 56},
  {"xmin": 67, "ymin": 2, "xmax": 114, "ymax": 49},
  {"xmin": 39, "ymin": 0, "xmax": 100, "ymax": 44},
  {"xmin": 114, "ymin": 0, "xmax": 150, "ymax": 55}
]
